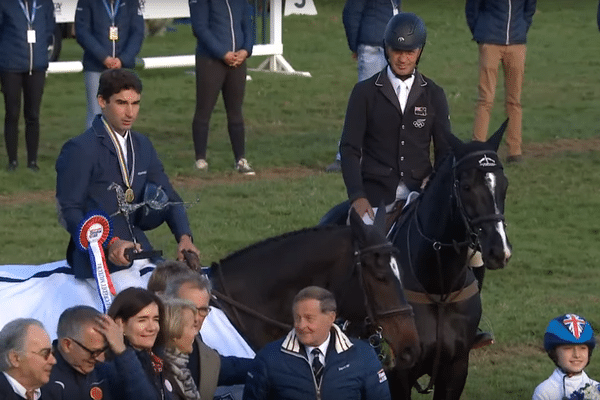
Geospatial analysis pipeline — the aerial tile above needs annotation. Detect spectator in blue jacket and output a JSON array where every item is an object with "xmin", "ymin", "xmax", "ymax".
[
  {"xmin": 243, "ymin": 286, "xmax": 390, "ymax": 400},
  {"xmin": 41, "ymin": 305, "xmax": 158, "ymax": 400},
  {"xmin": 326, "ymin": 0, "xmax": 400, "ymax": 173},
  {"xmin": 75, "ymin": 0, "xmax": 145, "ymax": 128},
  {"xmin": 0, "ymin": 0, "xmax": 55, "ymax": 172},
  {"xmin": 466, "ymin": 0, "xmax": 536, "ymax": 163},
  {"xmin": 189, "ymin": 0, "xmax": 256, "ymax": 175}
]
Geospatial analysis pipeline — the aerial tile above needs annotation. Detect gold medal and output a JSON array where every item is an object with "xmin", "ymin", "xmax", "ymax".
[{"xmin": 125, "ymin": 188, "xmax": 134, "ymax": 203}]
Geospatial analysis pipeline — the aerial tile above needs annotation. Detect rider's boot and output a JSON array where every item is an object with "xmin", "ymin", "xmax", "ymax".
[{"xmin": 471, "ymin": 252, "xmax": 494, "ymax": 349}]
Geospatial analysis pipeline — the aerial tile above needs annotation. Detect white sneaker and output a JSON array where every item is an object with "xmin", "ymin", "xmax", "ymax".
[
  {"xmin": 195, "ymin": 159, "xmax": 208, "ymax": 170},
  {"xmin": 235, "ymin": 158, "xmax": 255, "ymax": 175}
]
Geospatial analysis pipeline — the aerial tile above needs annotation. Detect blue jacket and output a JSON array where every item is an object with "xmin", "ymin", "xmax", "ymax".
[
  {"xmin": 55, "ymin": 115, "xmax": 193, "ymax": 279},
  {"xmin": 343, "ymin": 0, "xmax": 400, "ymax": 53},
  {"xmin": 75, "ymin": 0, "xmax": 144, "ymax": 72},
  {"xmin": 189, "ymin": 0, "xmax": 254, "ymax": 60},
  {"xmin": 243, "ymin": 325, "xmax": 391, "ymax": 400},
  {"xmin": 466, "ymin": 0, "xmax": 536, "ymax": 45},
  {"xmin": 41, "ymin": 342, "xmax": 116, "ymax": 400},
  {"xmin": 0, "ymin": 0, "xmax": 55, "ymax": 72},
  {"xmin": 104, "ymin": 348, "xmax": 174, "ymax": 400}
]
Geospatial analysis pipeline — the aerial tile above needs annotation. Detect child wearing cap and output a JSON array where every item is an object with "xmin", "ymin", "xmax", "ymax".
[{"xmin": 533, "ymin": 313, "xmax": 599, "ymax": 400}]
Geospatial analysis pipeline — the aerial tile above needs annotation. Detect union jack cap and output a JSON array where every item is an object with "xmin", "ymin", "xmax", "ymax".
[{"xmin": 544, "ymin": 313, "xmax": 595, "ymax": 352}]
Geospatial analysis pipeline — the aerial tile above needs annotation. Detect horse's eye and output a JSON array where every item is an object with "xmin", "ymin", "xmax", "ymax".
[{"xmin": 461, "ymin": 184, "xmax": 471, "ymax": 191}]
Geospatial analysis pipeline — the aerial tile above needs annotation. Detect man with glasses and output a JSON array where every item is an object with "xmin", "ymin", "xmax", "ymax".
[
  {"xmin": 0, "ymin": 318, "xmax": 57, "ymax": 400},
  {"xmin": 41, "ymin": 306, "xmax": 126, "ymax": 400},
  {"xmin": 165, "ymin": 273, "xmax": 254, "ymax": 400}
]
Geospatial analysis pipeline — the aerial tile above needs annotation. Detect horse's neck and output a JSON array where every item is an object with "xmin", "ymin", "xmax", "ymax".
[{"xmin": 410, "ymin": 164, "xmax": 471, "ymax": 292}]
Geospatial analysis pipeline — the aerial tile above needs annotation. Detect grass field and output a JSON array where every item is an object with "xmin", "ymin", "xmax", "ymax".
[{"xmin": 2, "ymin": 0, "xmax": 600, "ymax": 398}]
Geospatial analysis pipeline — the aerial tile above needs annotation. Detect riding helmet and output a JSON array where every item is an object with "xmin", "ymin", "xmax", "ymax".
[
  {"xmin": 383, "ymin": 12, "xmax": 427, "ymax": 52},
  {"xmin": 544, "ymin": 314, "xmax": 595, "ymax": 366}
]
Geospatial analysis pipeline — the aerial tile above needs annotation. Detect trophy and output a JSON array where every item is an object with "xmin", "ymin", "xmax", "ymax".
[{"xmin": 108, "ymin": 182, "xmax": 180, "ymax": 261}]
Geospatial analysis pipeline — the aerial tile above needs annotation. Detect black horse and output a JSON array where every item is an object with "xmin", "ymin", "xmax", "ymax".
[
  {"xmin": 208, "ymin": 209, "xmax": 421, "ymax": 369},
  {"xmin": 387, "ymin": 122, "xmax": 512, "ymax": 399}
]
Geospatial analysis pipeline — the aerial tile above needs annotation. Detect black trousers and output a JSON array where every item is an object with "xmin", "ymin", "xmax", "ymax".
[
  {"xmin": 0, "ymin": 70, "xmax": 46, "ymax": 164},
  {"xmin": 192, "ymin": 55, "xmax": 247, "ymax": 161}
]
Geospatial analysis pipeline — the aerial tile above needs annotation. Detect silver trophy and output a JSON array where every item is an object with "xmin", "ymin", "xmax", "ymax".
[{"xmin": 108, "ymin": 183, "xmax": 184, "ymax": 261}]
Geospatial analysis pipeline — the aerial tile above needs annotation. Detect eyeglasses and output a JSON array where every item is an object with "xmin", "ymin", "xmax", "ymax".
[
  {"xmin": 30, "ymin": 348, "xmax": 54, "ymax": 360},
  {"xmin": 196, "ymin": 306, "xmax": 211, "ymax": 317},
  {"xmin": 69, "ymin": 338, "xmax": 108, "ymax": 359}
]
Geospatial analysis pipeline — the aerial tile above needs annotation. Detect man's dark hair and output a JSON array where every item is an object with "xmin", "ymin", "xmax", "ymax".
[
  {"xmin": 293, "ymin": 286, "xmax": 337, "ymax": 314},
  {"xmin": 147, "ymin": 261, "xmax": 191, "ymax": 294},
  {"xmin": 97, "ymin": 69, "xmax": 143, "ymax": 101},
  {"xmin": 56, "ymin": 306, "xmax": 102, "ymax": 340}
]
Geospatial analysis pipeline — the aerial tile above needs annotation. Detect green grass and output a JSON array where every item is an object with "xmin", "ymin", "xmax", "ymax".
[{"xmin": 2, "ymin": 1, "xmax": 600, "ymax": 398}]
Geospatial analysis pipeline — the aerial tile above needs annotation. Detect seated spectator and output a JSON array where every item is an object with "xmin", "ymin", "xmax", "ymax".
[
  {"xmin": 533, "ymin": 314, "xmax": 599, "ymax": 400},
  {"xmin": 162, "ymin": 298, "xmax": 202, "ymax": 400},
  {"xmin": 243, "ymin": 286, "xmax": 391, "ymax": 400},
  {"xmin": 164, "ymin": 273, "xmax": 254, "ymax": 399},
  {"xmin": 147, "ymin": 261, "xmax": 192, "ymax": 294},
  {"xmin": 42, "ymin": 306, "xmax": 113, "ymax": 400},
  {"xmin": 107, "ymin": 287, "xmax": 174, "ymax": 400},
  {"xmin": 0, "ymin": 318, "xmax": 57, "ymax": 400}
]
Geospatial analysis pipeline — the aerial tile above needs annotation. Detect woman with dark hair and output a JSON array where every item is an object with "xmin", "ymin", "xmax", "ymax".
[{"xmin": 107, "ymin": 287, "xmax": 174, "ymax": 400}]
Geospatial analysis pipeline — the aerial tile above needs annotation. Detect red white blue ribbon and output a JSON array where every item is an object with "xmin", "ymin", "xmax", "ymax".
[{"xmin": 77, "ymin": 211, "xmax": 115, "ymax": 312}]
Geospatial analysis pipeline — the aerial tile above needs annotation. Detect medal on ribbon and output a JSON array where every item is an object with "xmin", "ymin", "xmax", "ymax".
[
  {"xmin": 77, "ymin": 211, "xmax": 116, "ymax": 312},
  {"xmin": 102, "ymin": 117, "xmax": 135, "ymax": 203}
]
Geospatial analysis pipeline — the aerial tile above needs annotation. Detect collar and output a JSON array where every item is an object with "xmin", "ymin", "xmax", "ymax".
[
  {"xmin": 305, "ymin": 333, "xmax": 331, "ymax": 362},
  {"xmin": 281, "ymin": 324, "xmax": 353, "ymax": 356},
  {"xmin": 387, "ymin": 65, "xmax": 415, "ymax": 85},
  {"xmin": 2, "ymin": 372, "xmax": 41, "ymax": 400}
]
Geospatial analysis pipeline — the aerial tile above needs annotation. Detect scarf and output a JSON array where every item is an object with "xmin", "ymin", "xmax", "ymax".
[
  {"xmin": 148, "ymin": 350, "xmax": 164, "ymax": 374},
  {"xmin": 163, "ymin": 348, "xmax": 201, "ymax": 400}
]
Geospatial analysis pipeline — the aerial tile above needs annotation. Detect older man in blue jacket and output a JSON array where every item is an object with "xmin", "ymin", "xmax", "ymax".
[
  {"xmin": 75, "ymin": 0, "xmax": 145, "ymax": 128},
  {"xmin": 466, "ymin": 0, "xmax": 537, "ymax": 163},
  {"xmin": 243, "ymin": 286, "xmax": 390, "ymax": 400}
]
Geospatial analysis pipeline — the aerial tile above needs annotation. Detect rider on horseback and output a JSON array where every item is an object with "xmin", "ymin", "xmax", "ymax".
[
  {"xmin": 338, "ymin": 12, "xmax": 450, "ymax": 226},
  {"xmin": 327, "ymin": 12, "xmax": 493, "ymax": 349}
]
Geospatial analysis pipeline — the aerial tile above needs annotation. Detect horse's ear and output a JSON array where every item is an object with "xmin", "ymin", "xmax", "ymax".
[
  {"xmin": 445, "ymin": 129, "xmax": 464, "ymax": 156},
  {"xmin": 349, "ymin": 207, "xmax": 367, "ymax": 243},
  {"xmin": 373, "ymin": 202, "xmax": 386, "ymax": 235},
  {"xmin": 487, "ymin": 119, "xmax": 508, "ymax": 151}
]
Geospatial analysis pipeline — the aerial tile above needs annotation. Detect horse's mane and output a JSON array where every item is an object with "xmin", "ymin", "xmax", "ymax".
[{"xmin": 218, "ymin": 224, "xmax": 345, "ymax": 264}]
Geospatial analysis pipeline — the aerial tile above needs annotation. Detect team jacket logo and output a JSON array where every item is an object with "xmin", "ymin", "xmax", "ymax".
[
  {"xmin": 563, "ymin": 314, "xmax": 586, "ymax": 339},
  {"xmin": 414, "ymin": 106, "xmax": 427, "ymax": 116},
  {"xmin": 413, "ymin": 119, "xmax": 426, "ymax": 128},
  {"xmin": 478, "ymin": 155, "xmax": 496, "ymax": 168}
]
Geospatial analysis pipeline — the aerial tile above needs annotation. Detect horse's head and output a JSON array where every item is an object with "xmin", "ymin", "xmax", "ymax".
[
  {"xmin": 447, "ymin": 120, "xmax": 512, "ymax": 270},
  {"xmin": 349, "ymin": 208, "xmax": 420, "ymax": 369}
]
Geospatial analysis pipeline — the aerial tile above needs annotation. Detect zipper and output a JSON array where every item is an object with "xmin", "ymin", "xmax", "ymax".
[
  {"xmin": 505, "ymin": 0, "xmax": 512, "ymax": 45},
  {"xmin": 281, "ymin": 348, "xmax": 322, "ymax": 400},
  {"xmin": 225, "ymin": 0, "xmax": 235, "ymax": 52}
]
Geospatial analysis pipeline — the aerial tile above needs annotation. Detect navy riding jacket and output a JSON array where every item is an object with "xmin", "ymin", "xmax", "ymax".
[
  {"xmin": 189, "ymin": 0, "xmax": 254, "ymax": 60},
  {"xmin": 466, "ymin": 0, "xmax": 537, "ymax": 45},
  {"xmin": 343, "ymin": 0, "xmax": 400, "ymax": 53},
  {"xmin": 75, "ymin": 0, "xmax": 144, "ymax": 72},
  {"xmin": 0, "ymin": 0, "xmax": 55, "ymax": 73}
]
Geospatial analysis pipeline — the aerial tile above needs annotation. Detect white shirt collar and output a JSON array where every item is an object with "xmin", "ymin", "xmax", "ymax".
[
  {"xmin": 387, "ymin": 66, "xmax": 415, "ymax": 112},
  {"xmin": 3, "ymin": 372, "xmax": 41, "ymax": 400},
  {"xmin": 305, "ymin": 333, "xmax": 331, "ymax": 366}
]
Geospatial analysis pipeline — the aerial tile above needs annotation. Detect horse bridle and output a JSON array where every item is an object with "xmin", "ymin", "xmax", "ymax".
[
  {"xmin": 353, "ymin": 241, "xmax": 414, "ymax": 364},
  {"xmin": 452, "ymin": 150, "xmax": 506, "ymax": 241}
]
